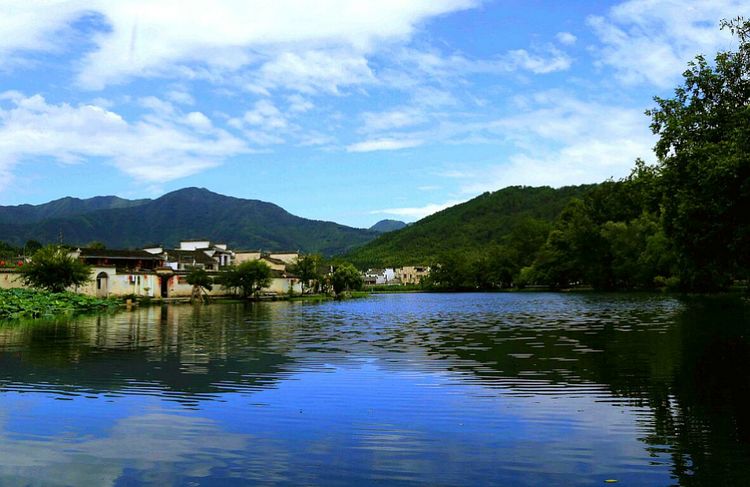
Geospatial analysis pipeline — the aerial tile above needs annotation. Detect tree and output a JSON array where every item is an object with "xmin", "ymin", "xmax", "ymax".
[
  {"xmin": 186, "ymin": 267, "xmax": 213, "ymax": 303},
  {"xmin": 87, "ymin": 241, "xmax": 107, "ymax": 250},
  {"xmin": 288, "ymin": 254, "xmax": 322, "ymax": 294},
  {"xmin": 532, "ymin": 199, "xmax": 609, "ymax": 289},
  {"xmin": 646, "ymin": 17, "xmax": 750, "ymax": 290},
  {"xmin": 331, "ymin": 263, "xmax": 363, "ymax": 297},
  {"xmin": 428, "ymin": 252, "xmax": 471, "ymax": 290},
  {"xmin": 20, "ymin": 245, "xmax": 91, "ymax": 293},
  {"xmin": 23, "ymin": 240, "xmax": 42, "ymax": 257},
  {"xmin": 221, "ymin": 260, "xmax": 271, "ymax": 298}
]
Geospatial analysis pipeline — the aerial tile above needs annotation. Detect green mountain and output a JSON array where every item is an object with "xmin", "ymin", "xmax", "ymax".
[
  {"xmin": 0, "ymin": 188, "xmax": 377, "ymax": 255},
  {"xmin": 0, "ymin": 195, "xmax": 148, "ymax": 224},
  {"xmin": 346, "ymin": 185, "xmax": 593, "ymax": 267},
  {"xmin": 369, "ymin": 219, "xmax": 407, "ymax": 233}
]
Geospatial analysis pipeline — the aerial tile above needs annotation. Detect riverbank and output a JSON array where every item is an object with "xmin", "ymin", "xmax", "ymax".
[{"xmin": 0, "ymin": 288, "xmax": 118, "ymax": 320}]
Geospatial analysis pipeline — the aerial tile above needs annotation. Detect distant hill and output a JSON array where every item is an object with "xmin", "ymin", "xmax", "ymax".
[
  {"xmin": 369, "ymin": 219, "xmax": 407, "ymax": 233},
  {"xmin": 0, "ymin": 195, "xmax": 148, "ymax": 224},
  {"xmin": 346, "ymin": 185, "xmax": 594, "ymax": 267},
  {"xmin": 0, "ymin": 188, "xmax": 378, "ymax": 255}
]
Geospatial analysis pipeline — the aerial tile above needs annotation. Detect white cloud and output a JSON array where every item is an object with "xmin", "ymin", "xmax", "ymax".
[
  {"xmin": 0, "ymin": 94, "xmax": 247, "ymax": 188},
  {"xmin": 360, "ymin": 109, "xmax": 427, "ymax": 133},
  {"xmin": 183, "ymin": 111, "xmax": 212, "ymax": 130},
  {"xmin": 372, "ymin": 199, "xmax": 464, "ymax": 220},
  {"xmin": 556, "ymin": 32, "xmax": 577, "ymax": 45},
  {"xmin": 286, "ymin": 94, "xmax": 313, "ymax": 113},
  {"xmin": 250, "ymin": 50, "xmax": 376, "ymax": 95},
  {"xmin": 393, "ymin": 44, "xmax": 572, "ymax": 80},
  {"xmin": 166, "ymin": 90, "xmax": 195, "ymax": 105},
  {"xmin": 242, "ymin": 100, "xmax": 288, "ymax": 129},
  {"xmin": 505, "ymin": 47, "xmax": 571, "ymax": 74},
  {"xmin": 0, "ymin": 1, "xmax": 84, "ymax": 64},
  {"xmin": 0, "ymin": 1, "xmax": 478, "ymax": 89},
  {"xmin": 346, "ymin": 138, "xmax": 423, "ymax": 153},
  {"xmin": 457, "ymin": 93, "xmax": 656, "ymax": 192},
  {"xmin": 588, "ymin": 0, "xmax": 750, "ymax": 87}
]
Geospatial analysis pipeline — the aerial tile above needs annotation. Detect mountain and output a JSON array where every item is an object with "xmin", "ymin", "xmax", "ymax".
[
  {"xmin": 369, "ymin": 219, "xmax": 407, "ymax": 233},
  {"xmin": 346, "ymin": 185, "xmax": 594, "ymax": 267},
  {"xmin": 0, "ymin": 195, "xmax": 148, "ymax": 224},
  {"xmin": 0, "ymin": 188, "xmax": 378, "ymax": 255}
]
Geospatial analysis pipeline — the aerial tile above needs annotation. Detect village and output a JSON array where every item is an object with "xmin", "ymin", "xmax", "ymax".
[{"xmin": 0, "ymin": 239, "xmax": 430, "ymax": 299}]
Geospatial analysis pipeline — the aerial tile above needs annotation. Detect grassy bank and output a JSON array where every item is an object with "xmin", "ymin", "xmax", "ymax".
[{"xmin": 0, "ymin": 288, "xmax": 118, "ymax": 320}]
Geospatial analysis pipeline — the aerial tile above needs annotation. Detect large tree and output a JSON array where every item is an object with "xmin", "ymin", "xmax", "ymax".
[
  {"xmin": 20, "ymin": 245, "xmax": 91, "ymax": 293},
  {"xmin": 331, "ymin": 263, "xmax": 363, "ymax": 297},
  {"xmin": 221, "ymin": 260, "xmax": 272, "ymax": 298},
  {"xmin": 186, "ymin": 267, "xmax": 214, "ymax": 303},
  {"xmin": 646, "ymin": 17, "xmax": 750, "ymax": 290},
  {"xmin": 288, "ymin": 254, "xmax": 322, "ymax": 294}
]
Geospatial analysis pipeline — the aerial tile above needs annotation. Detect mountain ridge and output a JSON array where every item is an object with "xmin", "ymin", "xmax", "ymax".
[{"xmin": 0, "ymin": 187, "xmax": 378, "ymax": 255}]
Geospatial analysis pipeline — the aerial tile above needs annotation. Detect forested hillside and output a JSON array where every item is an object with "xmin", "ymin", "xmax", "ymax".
[
  {"xmin": 346, "ymin": 185, "xmax": 592, "ymax": 267},
  {"xmin": 380, "ymin": 18, "xmax": 750, "ymax": 293},
  {"xmin": 0, "ymin": 188, "xmax": 378, "ymax": 255}
]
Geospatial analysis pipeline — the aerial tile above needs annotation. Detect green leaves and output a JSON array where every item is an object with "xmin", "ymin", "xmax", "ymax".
[
  {"xmin": 648, "ymin": 17, "xmax": 750, "ymax": 291},
  {"xmin": 0, "ymin": 288, "xmax": 116, "ymax": 320},
  {"xmin": 19, "ymin": 245, "xmax": 91, "ymax": 292},
  {"xmin": 220, "ymin": 260, "xmax": 272, "ymax": 298}
]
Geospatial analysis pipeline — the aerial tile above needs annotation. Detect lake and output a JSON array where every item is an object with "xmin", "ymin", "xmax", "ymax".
[{"xmin": 0, "ymin": 293, "xmax": 749, "ymax": 485}]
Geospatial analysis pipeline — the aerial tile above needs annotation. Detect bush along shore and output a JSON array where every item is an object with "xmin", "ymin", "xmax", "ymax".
[{"xmin": 0, "ymin": 288, "xmax": 119, "ymax": 320}]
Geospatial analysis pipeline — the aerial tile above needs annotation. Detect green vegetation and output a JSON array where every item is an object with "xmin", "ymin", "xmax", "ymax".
[
  {"xmin": 186, "ymin": 267, "xmax": 214, "ymax": 303},
  {"xmin": 19, "ymin": 245, "xmax": 92, "ymax": 292},
  {"xmin": 346, "ymin": 185, "xmax": 590, "ymax": 268},
  {"xmin": 352, "ymin": 18, "xmax": 750, "ymax": 294},
  {"xmin": 220, "ymin": 260, "xmax": 272, "ymax": 298},
  {"xmin": 288, "ymin": 254, "xmax": 324, "ymax": 294},
  {"xmin": 0, "ymin": 187, "xmax": 377, "ymax": 255},
  {"xmin": 646, "ymin": 17, "xmax": 750, "ymax": 291},
  {"xmin": 0, "ymin": 288, "xmax": 116, "ymax": 320},
  {"xmin": 332, "ymin": 263, "xmax": 364, "ymax": 297}
]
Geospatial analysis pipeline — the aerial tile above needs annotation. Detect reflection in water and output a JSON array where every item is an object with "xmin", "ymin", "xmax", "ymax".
[{"xmin": 0, "ymin": 294, "xmax": 748, "ymax": 485}]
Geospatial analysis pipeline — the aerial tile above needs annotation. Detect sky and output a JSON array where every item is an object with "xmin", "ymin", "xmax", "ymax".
[{"xmin": 0, "ymin": 0, "xmax": 748, "ymax": 228}]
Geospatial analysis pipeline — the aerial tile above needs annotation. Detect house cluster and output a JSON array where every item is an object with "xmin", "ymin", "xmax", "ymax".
[
  {"xmin": 0, "ymin": 240, "xmax": 303, "ymax": 299},
  {"xmin": 362, "ymin": 266, "xmax": 430, "ymax": 286}
]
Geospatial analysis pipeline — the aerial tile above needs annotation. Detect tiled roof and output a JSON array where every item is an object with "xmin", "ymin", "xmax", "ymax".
[
  {"xmin": 164, "ymin": 249, "xmax": 216, "ymax": 265},
  {"xmin": 78, "ymin": 248, "xmax": 162, "ymax": 260}
]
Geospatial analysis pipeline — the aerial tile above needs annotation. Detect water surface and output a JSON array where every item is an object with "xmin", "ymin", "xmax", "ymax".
[{"xmin": 1, "ymin": 293, "xmax": 749, "ymax": 485}]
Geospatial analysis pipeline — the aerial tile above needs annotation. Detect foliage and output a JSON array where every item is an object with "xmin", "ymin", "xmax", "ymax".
[
  {"xmin": 23, "ymin": 240, "xmax": 42, "ymax": 256},
  {"xmin": 0, "ymin": 288, "xmax": 116, "ymax": 320},
  {"xmin": 645, "ymin": 17, "xmax": 750, "ymax": 291},
  {"xmin": 186, "ymin": 267, "xmax": 214, "ymax": 292},
  {"xmin": 346, "ymin": 185, "xmax": 592, "ymax": 268},
  {"xmin": 288, "ymin": 254, "xmax": 322, "ymax": 294},
  {"xmin": 221, "ymin": 260, "xmax": 272, "ymax": 298},
  {"xmin": 0, "ymin": 188, "xmax": 376, "ymax": 255},
  {"xmin": 186, "ymin": 267, "xmax": 214, "ymax": 303},
  {"xmin": 331, "ymin": 263, "xmax": 363, "ymax": 297},
  {"xmin": 19, "ymin": 245, "xmax": 91, "ymax": 293}
]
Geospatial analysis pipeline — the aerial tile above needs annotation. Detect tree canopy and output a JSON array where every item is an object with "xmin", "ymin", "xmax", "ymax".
[
  {"xmin": 646, "ymin": 17, "xmax": 750, "ymax": 290},
  {"xmin": 221, "ymin": 260, "xmax": 272, "ymax": 298},
  {"xmin": 332, "ymin": 263, "xmax": 363, "ymax": 297},
  {"xmin": 20, "ymin": 245, "xmax": 91, "ymax": 293}
]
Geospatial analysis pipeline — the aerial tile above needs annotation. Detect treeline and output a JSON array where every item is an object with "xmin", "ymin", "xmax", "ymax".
[
  {"xmin": 426, "ymin": 166, "xmax": 677, "ymax": 291},
  {"xmin": 427, "ymin": 18, "xmax": 750, "ymax": 293}
]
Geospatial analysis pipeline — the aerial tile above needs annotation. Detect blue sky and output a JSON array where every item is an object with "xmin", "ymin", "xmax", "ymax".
[{"xmin": 0, "ymin": 0, "xmax": 747, "ymax": 228}]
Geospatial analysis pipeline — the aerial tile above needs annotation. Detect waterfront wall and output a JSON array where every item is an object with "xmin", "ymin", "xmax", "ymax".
[{"xmin": 0, "ymin": 268, "xmax": 302, "ymax": 298}]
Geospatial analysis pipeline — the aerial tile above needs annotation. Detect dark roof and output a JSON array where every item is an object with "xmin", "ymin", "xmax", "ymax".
[
  {"xmin": 78, "ymin": 248, "xmax": 162, "ymax": 260},
  {"xmin": 269, "ymin": 250, "xmax": 299, "ymax": 254},
  {"xmin": 271, "ymin": 269, "xmax": 298, "ymax": 279},
  {"xmin": 164, "ymin": 249, "xmax": 216, "ymax": 265},
  {"xmin": 235, "ymin": 249, "xmax": 262, "ymax": 253},
  {"xmin": 261, "ymin": 256, "xmax": 286, "ymax": 265}
]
